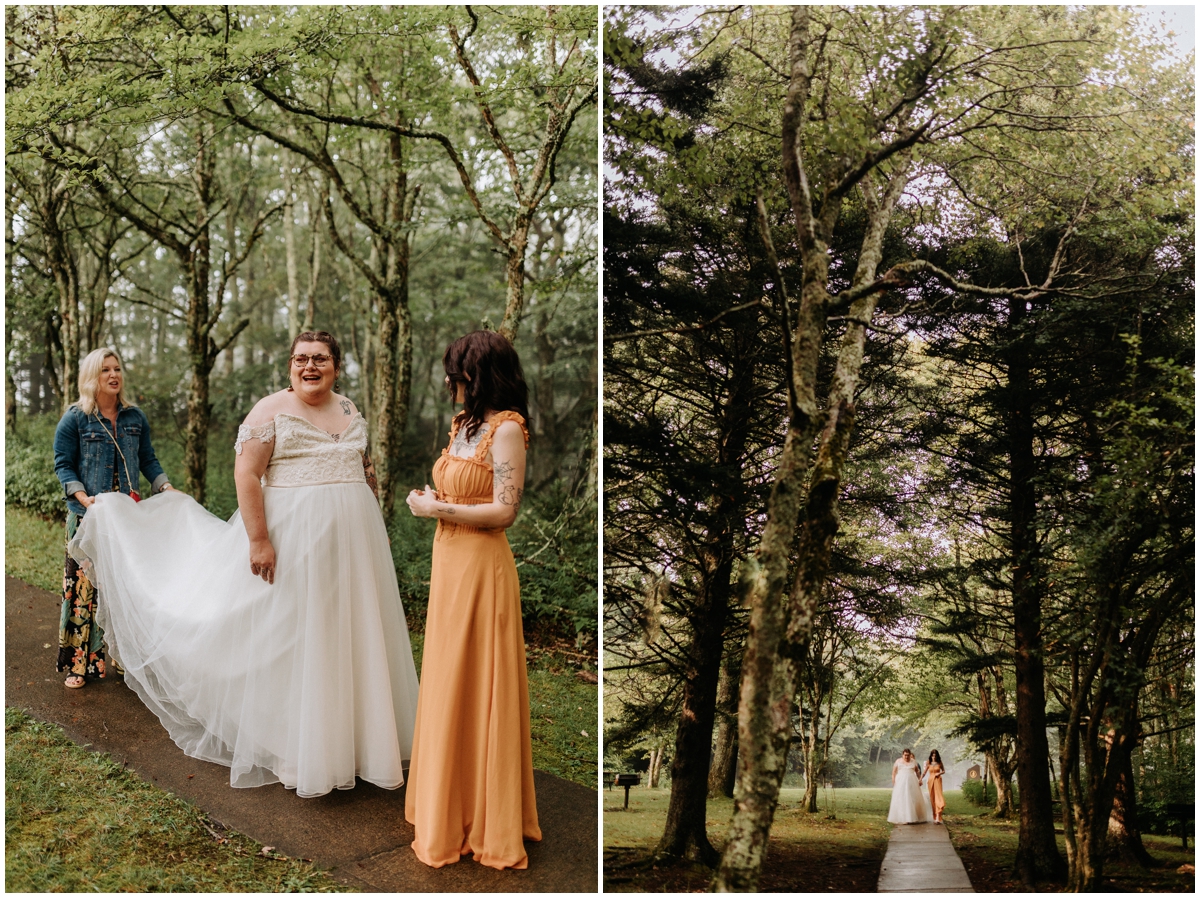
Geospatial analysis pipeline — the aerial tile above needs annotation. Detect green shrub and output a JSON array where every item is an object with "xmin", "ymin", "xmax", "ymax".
[
  {"xmin": 961, "ymin": 778, "xmax": 996, "ymax": 806},
  {"xmin": 6, "ymin": 418, "xmax": 65, "ymax": 520},
  {"xmin": 960, "ymin": 778, "xmax": 1020, "ymax": 808},
  {"xmin": 510, "ymin": 483, "xmax": 597, "ymax": 634}
]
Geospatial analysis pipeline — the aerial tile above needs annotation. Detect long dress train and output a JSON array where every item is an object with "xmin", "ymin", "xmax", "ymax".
[
  {"xmin": 404, "ymin": 411, "xmax": 542, "ymax": 869},
  {"xmin": 69, "ymin": 413, "xmax": 420, "ymax": 798}
]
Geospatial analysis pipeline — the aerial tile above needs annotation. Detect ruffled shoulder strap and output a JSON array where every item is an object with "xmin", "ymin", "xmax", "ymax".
[
  {"xmin": 475, "ymin": 411, "xmax": 529, "ymax": 459},
  {"xmin": 444, "ymin": 412, "xmax": 466, "ymax": 453}
]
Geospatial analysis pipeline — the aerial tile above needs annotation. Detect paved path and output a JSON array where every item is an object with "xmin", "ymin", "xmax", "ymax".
[
  {"xmin": 877, "ymin": 821, "xmax": 974, "ymax": 892},
  {"xmin": 5, "ymin": 576, "xmax": 597, "ymax": 892}
]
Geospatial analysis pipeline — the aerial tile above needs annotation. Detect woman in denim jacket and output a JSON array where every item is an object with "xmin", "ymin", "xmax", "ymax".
[{"xmin": 53, "ymin": 347, "xmax": 176, "ymax": 688}]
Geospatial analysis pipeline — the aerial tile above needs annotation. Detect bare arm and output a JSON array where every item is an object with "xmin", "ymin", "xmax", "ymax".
[
  {"xmin": 406, "ymin": 420, "xmax": 526, "ymax": 529},
  {"xmin": 234, "ymin": 422, "xmax": 276, "ymax": 583}
]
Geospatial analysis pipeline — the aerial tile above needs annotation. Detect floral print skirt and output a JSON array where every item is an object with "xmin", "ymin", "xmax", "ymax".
[{"xmin": 57, "ymin": 512, "xmax": 109, "ymax": 679}]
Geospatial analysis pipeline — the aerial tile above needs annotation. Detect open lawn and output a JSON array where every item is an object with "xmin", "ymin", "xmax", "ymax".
[{"xmin": 604, "ymin": 785, "xmax": 1196, "ymax": 892}]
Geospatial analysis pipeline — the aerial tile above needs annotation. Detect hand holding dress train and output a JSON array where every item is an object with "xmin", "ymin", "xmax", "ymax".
[{"xmin": 68, "ymin": 333, "xmax": 420, "ymax": 799}]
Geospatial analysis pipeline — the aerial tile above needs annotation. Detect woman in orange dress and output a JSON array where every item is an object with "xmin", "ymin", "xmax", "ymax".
[
  {"xmin": 404, "ymin": 331, "xmax": 541, "ymax": 869},
  {"xmin": 923, "ymin": 749, "xmax": 947, "ymax": 823}
]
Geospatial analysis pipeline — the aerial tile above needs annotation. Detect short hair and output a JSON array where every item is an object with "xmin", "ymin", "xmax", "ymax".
[
  {"xmin": 75, "ymin": 347, "xmax": 135, "ymax": 416},
  {"xmin": 443, "ymin": 331, "xmax": 530, "ymax": 442},
  {"xmin": 290, "ymin": 330, "xmax": 343, "ymax": 371}
]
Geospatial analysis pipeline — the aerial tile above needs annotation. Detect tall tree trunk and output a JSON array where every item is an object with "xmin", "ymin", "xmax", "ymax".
[
  {"xmin": 5, "ymin": 185, "xmax": 17, "ymax": 429},
  {"xmin": 802, "ymin": 712, "xmax": 821, "ymax": 813},
  {"xmin": 709, "ymin": 648, "xmax": 741, "ymax": 799},
  {"xmin": 988, "ymin": 752, "xmax": 1016, "ymax": 818},
  {"xmin": 714, "ymin": 147, "xmax": 908, "ymax": 893},
  {"xmin": 498, "ymin": 218, "xmax": 530, "ymax": 342},
  {"xmin": 283, "ymin": 162, "xmax": 301, "ymax": 341},
  {"xmin": 1007, "ymin": 294, "xmax": 1066, "ymax": 885},
  {"xmin": 1107, "ymin": 737, "xmax": 1153, "ymax": 866},
  {"xmin": 654, "ymin": 345, "xmax": 753, "ymax": 865},
  {"xmin": 653, "ymin": 573, "xmax": 729, "ymax": 865},
  {"xmin": 305, "ymin": 194, "xmax": 321, "ymax": 330}
]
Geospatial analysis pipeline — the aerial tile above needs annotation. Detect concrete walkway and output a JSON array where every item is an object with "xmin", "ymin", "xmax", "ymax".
[
  {"xmin": 5, "ymin": 576, "xmax": 598, "ymax": 892},
  {"xmin": 877, "ymin": 821, "xmax": 974, "ymax": 892}
]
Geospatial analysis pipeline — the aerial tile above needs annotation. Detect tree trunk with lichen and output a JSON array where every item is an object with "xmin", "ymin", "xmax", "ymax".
[
  {"xmin": 713, "ymin": 12, "xmax": 910, "ymax": 880},
  {"xmin": 708, "ymin": 649, "xmax": 741, "ymax": 799}
]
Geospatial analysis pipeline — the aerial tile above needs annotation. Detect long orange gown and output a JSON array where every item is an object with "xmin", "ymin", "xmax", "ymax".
[
  {"xmin": 927, "ymin": 763, "xmax": 946, "ymax": 818},
  {"xmin": 404, "ymin": 411, "xmax": 541, "ymax": 869}
]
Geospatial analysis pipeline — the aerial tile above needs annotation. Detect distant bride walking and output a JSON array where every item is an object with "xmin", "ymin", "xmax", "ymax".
[{"xmin": 887, "ymin": 748, "xmax": 932, "ymax": 824}]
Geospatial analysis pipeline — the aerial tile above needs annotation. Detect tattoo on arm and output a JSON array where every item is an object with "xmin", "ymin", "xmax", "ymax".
[
  {"xmin": 494, "ymin": 460, "xmax": 523, "ymax": 510},
  {"xmin": 362, "ymin": 451, "xmax": 379, "ymax": 499},
  {"xmin": 340, "ymin": 399, "xmax": 352, "ymax": 416}
]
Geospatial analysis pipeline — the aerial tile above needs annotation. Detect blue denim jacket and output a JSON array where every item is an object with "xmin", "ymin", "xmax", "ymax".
[{"xmin": 53, "ymin": 404, "xmax": 170, "ymax": 516}]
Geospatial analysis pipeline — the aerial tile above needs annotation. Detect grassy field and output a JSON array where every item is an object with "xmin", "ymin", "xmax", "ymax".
[
  {"xmin": 6, "ymin": 502, "xmax": 598, "ymax": 889},
  {"xmin": 604, "ymin": 784, "xmax": 1196, "ymax": 892}
]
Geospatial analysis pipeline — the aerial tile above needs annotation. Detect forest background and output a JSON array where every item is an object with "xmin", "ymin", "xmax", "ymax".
[
  {"xmin": 603, "ymin": 4, "xmax": 1193, "ymax": 893},
  {"xmin": 5, "ymin": 5, "xmax": 599, "ymax": 646}
]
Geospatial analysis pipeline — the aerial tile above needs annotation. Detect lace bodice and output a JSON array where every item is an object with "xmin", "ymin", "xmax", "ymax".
[{"xmin": 235, "ymin": 413, "xmax": 368, "ymax": 488}]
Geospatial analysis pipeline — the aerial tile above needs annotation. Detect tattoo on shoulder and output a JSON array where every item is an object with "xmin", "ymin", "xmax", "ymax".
[{"xmin": 340, "ymin": 399, "xmax": 353, "ymax": 416}]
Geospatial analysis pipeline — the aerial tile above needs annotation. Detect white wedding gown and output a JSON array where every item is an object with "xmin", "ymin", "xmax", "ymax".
[
  {"xmin": 69, "ymin": 412, "xmax": 420, "ymax": 798},
  {"xmin": 887, "ymin": 758, "xmax": 933, "ymax": 824}
]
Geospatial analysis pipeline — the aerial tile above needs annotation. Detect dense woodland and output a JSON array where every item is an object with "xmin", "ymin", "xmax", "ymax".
[
  {"xmin": 5, "ymin": 5, "xmax": 598, "ymax": 634},
  {"xmin": 603, "ymin": 5, "xmax": 1193, "ymax": 893}
]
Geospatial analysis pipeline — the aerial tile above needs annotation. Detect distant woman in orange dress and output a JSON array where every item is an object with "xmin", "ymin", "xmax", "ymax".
[
  {"xmin": 404, "ymin": 331, "xmax": 541, "ymax": 869},
  {"xmin": 923, "ymin": 749, "xmax": 947, "ymax": 823}
]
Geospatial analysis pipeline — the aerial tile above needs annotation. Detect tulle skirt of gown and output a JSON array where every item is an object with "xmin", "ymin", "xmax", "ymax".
[
  {"xmin": 888, "ymin": 767, "xmax": 933, "ymax": 824},
  {"xmin": 68, "ymin": 487, "xmax": 420, "ymax": 798}
]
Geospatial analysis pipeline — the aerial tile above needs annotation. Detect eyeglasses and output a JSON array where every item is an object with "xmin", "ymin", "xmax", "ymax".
[{"xmin": 291, "ymin": 354, "xmax": 333, "ymax": 368}]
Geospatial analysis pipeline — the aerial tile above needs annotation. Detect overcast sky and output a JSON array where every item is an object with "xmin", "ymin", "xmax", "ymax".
[{"xmin": 1138, "ymin": 5, "xmax": 1195, "ymax": 58}]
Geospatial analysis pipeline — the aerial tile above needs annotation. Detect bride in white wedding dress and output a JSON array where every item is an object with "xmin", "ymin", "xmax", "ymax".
[
  {"xmin": 69, "ymin": 331, "xmax": 419, "ymax": 798},
  {"xmin": 888, "ymin": 748, "xmax": 933, "ymax": 824}
]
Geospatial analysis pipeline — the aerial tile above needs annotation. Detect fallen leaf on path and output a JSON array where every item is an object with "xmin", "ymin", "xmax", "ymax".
[{"xmin": 260, "ymin": 846, "xmax": 275, "ymax": 856}]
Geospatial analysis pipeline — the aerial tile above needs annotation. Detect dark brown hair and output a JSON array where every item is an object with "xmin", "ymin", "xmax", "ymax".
[
  {"xmin": 927, "ymin": 749, "xmax": 942, "ymax": 767},
  {"xmin": 290, "ymin": 330, "xmax": 342, "ymax": 371},
  {"xmin": 444, "ymin": 330, "xmax": 529, "ymax": 441}
]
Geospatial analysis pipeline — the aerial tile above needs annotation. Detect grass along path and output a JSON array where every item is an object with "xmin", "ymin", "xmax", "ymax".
[{"xmin": 5, "ymin": 708, "xmax": 348, "ymax": 892}]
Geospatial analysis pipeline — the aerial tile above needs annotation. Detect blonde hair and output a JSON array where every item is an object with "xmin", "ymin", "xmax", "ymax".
[{"xmin": 75, "ymin": 347, "xmax": 135, "ymax": 415}]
